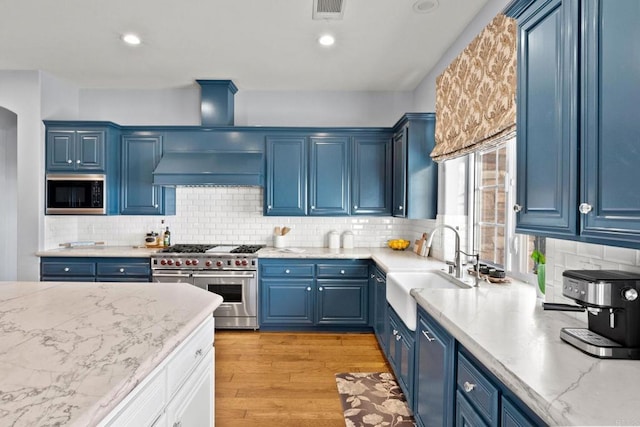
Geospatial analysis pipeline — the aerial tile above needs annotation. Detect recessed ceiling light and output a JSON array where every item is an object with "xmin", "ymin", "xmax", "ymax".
[
  {"xmin": 318, "ymin": 34, "xmax": 335, "ymax": 46},
  {"xmin": 413, "ymin": 0, "xmax": 439, "ymax": 14},
  {"xmin": 122, "ymin": 33, "xmax": 141, "ymax": 46}
]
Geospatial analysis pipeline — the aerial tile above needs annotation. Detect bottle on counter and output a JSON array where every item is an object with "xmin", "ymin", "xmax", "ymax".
[{"xmin": 163, "ymin": 226, "xmax": 171, "ymax": 247}]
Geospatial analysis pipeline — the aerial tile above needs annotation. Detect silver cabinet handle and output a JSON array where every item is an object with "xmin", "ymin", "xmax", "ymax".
[
  {"xmin": 463, "ymin": 381, "xmax": 476, "ymax": 393},
  {"xmin": 422, "ymin": 330, "xmax": 436, "ymax": 342},
  {"xmin": 340, "ymin": 270, "xmax": 345, "ymax": 274},
  {"xmin": 579, "ymin": 203, "xmax": 593, "ymax": 214},
  {"xmin": 76, "ymin": 159, "xmax": 81, "ymax": 164},
  {"xmin": 513, "ymin": 204, "xmax": 523, "ymax": 212},
  {"xmin": 67, "ymin": 159, "xmax": 72, "ymax": 164},
  {"xmin": 285, "ymin": 269, "xmax": 290, "ymax": 274},
  {"xmin": 396, "ymin": 335, "xmax": 401, "ymax": 341},
  {"xmin": 306, "ymin": 287, "xmax": 311, "ymax": 291},
  {"xmin": 318, "ymin": 287, "xmax": 323, "ymax": 291},
  {"xmin": 119, "ymin": 268, "xmax": 125, "ymax": 273},
  {"xmin": 392, "ymin": 329, "xmax": 398, "ymax": 336},
  {"xmin": 64, "ymin": 267, "xmax": 70, "ymax": 272}
]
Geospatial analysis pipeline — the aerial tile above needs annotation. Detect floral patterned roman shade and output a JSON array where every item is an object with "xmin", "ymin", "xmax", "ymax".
[{"xmin": 431, "ymin": 13, "xmax": 517, "ymax": 162}]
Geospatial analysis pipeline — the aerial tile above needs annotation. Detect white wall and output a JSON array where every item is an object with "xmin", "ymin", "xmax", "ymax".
[
  {"xmin": 0, "ymin": 108, "xmax": 18, "ymax": 280},
  {"xmin": 77, "ymin": 85, "xmax": 414, "ymax": 127},
  {"xmin": 0, "ymin": 71, "xmax": 44, "ymax": 280}
]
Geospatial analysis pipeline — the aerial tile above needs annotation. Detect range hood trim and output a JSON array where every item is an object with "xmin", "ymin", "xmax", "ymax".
[{"xmin": 152, "ymin": 151, "xmax": 264, "ymax": 187}]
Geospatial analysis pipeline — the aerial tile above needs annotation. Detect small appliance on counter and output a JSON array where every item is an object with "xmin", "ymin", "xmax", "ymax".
[{"xmin": 544, "ymin": 270, "xmax": 640, "ymax": 359}]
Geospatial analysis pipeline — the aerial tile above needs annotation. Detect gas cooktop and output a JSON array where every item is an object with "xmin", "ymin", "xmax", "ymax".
[{"xmin": 159, "ymin": 244, "xmax": 264, "ymax": 254}]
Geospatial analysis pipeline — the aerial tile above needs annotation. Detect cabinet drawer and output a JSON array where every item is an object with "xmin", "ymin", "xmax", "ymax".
[
  {"xmin": 261, "ymin": 264, "xmax": 314, "ymax": 277},
  {"xmin": 97, "ymin": 263, "xmax": 151, "ymax": 277},
  {"xmin": 457, "ymin": 352, "xmax": 499, "ymax": 424},
  {"xmin": 41, "ymin": 261, "xmax": 95, "ymax": 276},
  {"xmin": 316, "ymin": 264, "xmax": 368, "ymax": 278},
  {"xmin": 167, "ymin": 316, "xmax": 214, "ymax": 399}
]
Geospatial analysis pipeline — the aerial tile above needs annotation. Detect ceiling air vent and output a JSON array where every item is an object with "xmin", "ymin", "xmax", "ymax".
[{"xmin": 313, "ymin": 0, "xmax": 345, "ymax": 20}]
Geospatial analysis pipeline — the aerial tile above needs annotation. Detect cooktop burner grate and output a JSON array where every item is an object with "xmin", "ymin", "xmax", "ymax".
[{"xmin": 159, "ymin": 244, "xmax": 265, "ymax": 254}]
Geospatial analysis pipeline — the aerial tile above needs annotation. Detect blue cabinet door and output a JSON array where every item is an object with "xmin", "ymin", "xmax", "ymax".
[
  {"xmin": 260, "ymin": 279, "xmax": 314, "ymax": 325},
  {"xmin": 514, "ymin": 0, "xmax": 578, "ymax": 237},
  {"xmin": 265, "ymin": 136, "xmax": 307, "ymax": 216},
  {"xmin": 352, "ymin": 136, "xmax": 392, "ymax": 215},
  {"xmin": 46, "ymin": 129, "xmax": 106, "ymax": 172},
  {"xmin": 414, "ymin": 307, "xmax": 455, "ymax": 427},
  {"xmin": 580, "ymin": 0, "xmax": 640, "ymax": 246},
  {"xmin": 316, "ymin": 279, "xmax": 368, "ymax": 325},
  {"xmin": 372, "ymin": 267, "xmax": 388, "ymax": 353},
  {"xmin": 456, "ymin": 391, "xmax": 489, "ymax": 427},
  {"xmin": 392, "ymin": 129, "xmax": 407, "ymax": 217},
  {"xmin": 121, "ymin": 134, "xmax": 175, "ymax": 215},
  {"xmin": 387, "ymin": 308, "xmax": 414, "ymax": 406},
  {"xmin": 501, "ymin": 397, "xmax": 537, "ymax": 427},
  {"xmin": 309, "ymin": 137, "xmax": 350, "ymax": 216}
]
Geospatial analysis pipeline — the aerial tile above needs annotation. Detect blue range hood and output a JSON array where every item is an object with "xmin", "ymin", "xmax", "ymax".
[{"xmin": 152, "ymin": 151, "xmax": 263, "ymax": 186}]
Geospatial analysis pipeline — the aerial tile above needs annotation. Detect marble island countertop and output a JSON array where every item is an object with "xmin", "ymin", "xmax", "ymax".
[
  {"xmin": 412, "ymin": 282, "xmax": 640, "ymax": 426},
  {"xmin": 0, "ymin": 281, "xmax": 222, "ymax": 426}
]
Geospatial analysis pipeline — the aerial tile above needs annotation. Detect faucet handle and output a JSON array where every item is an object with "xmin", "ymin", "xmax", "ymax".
[{"xmin": 445, "ymin": 260, "xmax": 456, "ymax": 275}]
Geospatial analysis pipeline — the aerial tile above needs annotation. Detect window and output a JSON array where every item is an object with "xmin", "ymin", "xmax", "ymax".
[{"xmin": 470, "ymin": 139, "xmax": 536, "ymax": 280}]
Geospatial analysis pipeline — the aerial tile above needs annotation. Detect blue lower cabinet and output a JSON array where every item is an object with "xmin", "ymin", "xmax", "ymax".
[
  {"xmin": 501, "ymin": 397, "xmax": 538, "ymax": 427},
  {"xmin": 457, "ymin": 391, "xmax": 490, "ymax": 427},
  {"xmin": 371, "ymin": 266, "xmax": 388, "ymax": 353},
  {"xmin": 316, "ymin": 280, "xmax": 368, "ymax": 325},
  {"xmin": 260, "ymin": 279, "xmax": 315, "ymax": 325},
  {"xmin": 40, "ymin": 257, "xmax": 151, "ymax": 282},
  {"xmin": 414, "ymin": 306, "xmax": 455, "ymax": 427},
  {"xmin": 259, "ymin": 259, "xmax": 371, "ymax": 330},
  {"xmin": 457, "ymin": 352, "xmax": 500, "ymax": 425},
  {"xmin": 387, "ymin": 307, "xmax": 414, "ymax": 405}
]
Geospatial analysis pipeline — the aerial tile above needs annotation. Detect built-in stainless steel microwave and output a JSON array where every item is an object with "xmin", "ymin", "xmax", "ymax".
[{"xmin": 46, "ymin": 174, "xmax": 106, "ymax": 214}]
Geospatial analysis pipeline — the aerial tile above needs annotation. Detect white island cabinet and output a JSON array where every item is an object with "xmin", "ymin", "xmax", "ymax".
[
  {"xmin": 0, "ymin": 281, "xmax": 221, "ymax": 427},
  {"xmin": 99, "ymin": 316, "xmax": 215, "ymax": 427}
]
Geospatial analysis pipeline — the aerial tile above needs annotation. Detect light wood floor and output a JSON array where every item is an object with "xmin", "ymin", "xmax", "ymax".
[{"xmin": 215, "ymin": 331, "xmax": 390, "ymax": 427}]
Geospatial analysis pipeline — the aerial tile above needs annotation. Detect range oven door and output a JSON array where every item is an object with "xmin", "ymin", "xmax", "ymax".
[
  {"xmin": 192, "ymin": 271, "xmax": 257, "ymax": 328},
  {"xmin": 151, "ymin": 270, "xmax": 193, "ymax": 284}
]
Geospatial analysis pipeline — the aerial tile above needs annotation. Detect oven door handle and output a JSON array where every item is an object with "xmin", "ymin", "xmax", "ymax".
[
  {"xmin": 193, "ymin": 273, "xmax": 256, "ymax": 279},
  {"xmin": 152, "ymin": 273, "xmax": 192, "ymax": 278}
]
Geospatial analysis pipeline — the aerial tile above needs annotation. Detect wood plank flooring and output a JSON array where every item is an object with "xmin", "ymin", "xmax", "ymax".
[{"xmin": 215, "ymin": 331, "xmax": 390, "ymax": 427}]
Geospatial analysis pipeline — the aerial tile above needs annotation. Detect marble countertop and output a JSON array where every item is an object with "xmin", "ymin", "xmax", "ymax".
[
  {"xmin": 412, "ymin": 282, "xmax": 639, "ymax": 426},
  {"xmin": 36, "ymin": 246, "xmax": 162, "ymax": 257},
  {"xmin": 0, "ymin": 281, "xmax": 222, "ymax": 426}
]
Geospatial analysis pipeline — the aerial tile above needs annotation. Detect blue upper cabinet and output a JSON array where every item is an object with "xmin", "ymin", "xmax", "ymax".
[
  {"xmin": 509, "ymin": 0, "xmax": 640, "ymax": 248},
  {"xmin": 265, "ymin": 136, "xmax": 308, "ymax": 216},
  {"xmin": 352, "ymin": 136, "xmax": 392, "ymax": 216},
  {"xmin": 120, "ymin": 133, "xmax": 175, "ymax": 215},
  {"xmin": 512, "ymin": 0, "xmax": 578, "ymax": 238},
  {"xmin": 309, "ymin": 137, "xmax": 350, "ymax": 216},
  {"xmin": 579, "ymin": 0, "xmax": 640, "ymax": 246},
  {"xmin": 46, "ymin": 128, "xmax": 107, "ymax": 172},
  {"xmin": 392, "ymin": 114, "xmax": 438, "ymax": 219}
]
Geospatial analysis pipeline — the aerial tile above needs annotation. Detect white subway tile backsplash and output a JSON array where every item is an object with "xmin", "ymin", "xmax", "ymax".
[
  {"xmin": 603, "ymin": 245, "xmax": 637, "ymax": 266},
  {"xmin": 576, "ymin": 242, "xmax": 604, "ymax": 259}
]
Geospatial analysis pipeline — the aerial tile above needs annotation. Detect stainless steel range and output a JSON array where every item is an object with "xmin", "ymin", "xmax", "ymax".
[{"xmin": 151, "ymin": 244, "xmax": 263, "ymax": 329}]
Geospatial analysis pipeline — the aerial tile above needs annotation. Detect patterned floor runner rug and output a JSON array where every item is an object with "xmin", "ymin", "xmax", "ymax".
[{"xmin": 335, "ymin": 372, "xmax": 416, "ymax": 426}]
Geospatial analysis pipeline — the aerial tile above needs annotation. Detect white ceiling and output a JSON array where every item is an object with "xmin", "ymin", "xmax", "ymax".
[{"xmin": 0, "ymin": 0, "xmax": 490, "ymax": 91}]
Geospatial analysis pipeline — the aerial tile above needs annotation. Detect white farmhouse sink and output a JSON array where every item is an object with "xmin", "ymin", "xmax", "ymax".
[{"xmin": 386, "ymin": 270, "xmax": 472, "ymax": 331}]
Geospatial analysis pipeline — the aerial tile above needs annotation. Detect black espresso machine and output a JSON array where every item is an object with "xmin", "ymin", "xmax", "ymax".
[{"xmin": 544, "ymin": 270, "xmax": 640, "ymax": 359}]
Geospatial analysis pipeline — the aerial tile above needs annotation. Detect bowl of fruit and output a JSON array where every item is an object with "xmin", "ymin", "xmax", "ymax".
[{"xmin": 388, "ymin": 239, "xmax": 410, "ymax": 251}]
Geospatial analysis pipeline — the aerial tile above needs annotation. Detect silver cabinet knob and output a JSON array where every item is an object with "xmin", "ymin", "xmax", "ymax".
[
  {"xmin": 513, "ymin": 204, "xmax": 523, "ymax": 212},
  {"xmin": 396, "ymin": 335, "xmax": 401, "ymax": 341},
  {"xmin": 398, "ymin": 206, "xmax": 403, "ymax": 210},
  {"xmin": 154, "ymin": 204, "xmax": 159, "ymax": 208},
  {"xmin": 392, "ymin": 329, "xmax": 398, "ymax": 336},
  {"xmin": 119, "ymin": 268, "xmax": 125, "ymax": 273},
  {"xmin": 370, "ymin": 274, "xmax": 376, "ymax": 279},
  {"xmin": 340, "ymin": 270, "xmax": 345, "ymax": 274},
  {"xmin": 267, "ymin": 205, "xmax": 272, "ymax": 209},
  {"xmin": 311, "ymin": 205, "xmax": 315, "ymax": 209},
  {"xmin": 624, "ymin": 288, "xmax": 639, "ymax": 302},
  {"xmin": 67, "ymin": 159, "xmax": 72, "ymax": 164},
  {"xmin": 173, "ymin": 421, "xmax": 182, "ymax": 427},
  {"xmin": 353, "ymin": 205, "xmax": 358, "ymax": 209},
  {"xmin": 64, "ymin": 267, "xmax": 70, "ymax": 272},
  {"xmin": 306, "ymin": 287, "xmax": 311, "ymax": 291},
  {"xmin": 195, "ymin": 348, "xmax": 203, "ymax": 357},
  {"xmin": 318, "ymin": 286, "xmax": 324, "ymax": 291},
  {"xmin": 463, "ymin": 381, "xmax": 476, "ymax": 393},
  {"xmin": 76, "ymin": 159, "xmax": 81, "ymax": 164},
  {"xmin": 579, "ymin": 203, "xmax": 593, "ymax": 214},
  {"xmin": 285, "ymin": 269, "xmax": 290, "ymax": 274}
]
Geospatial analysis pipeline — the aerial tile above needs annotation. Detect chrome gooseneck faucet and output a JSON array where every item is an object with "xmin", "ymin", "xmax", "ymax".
[
  {"xmin": 425, "ymin": 224, "xmax": 462, "ymax": 279},
  {"xmin": 425, "ymin": 224, "xmax": 481, "ymax": 286}
]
